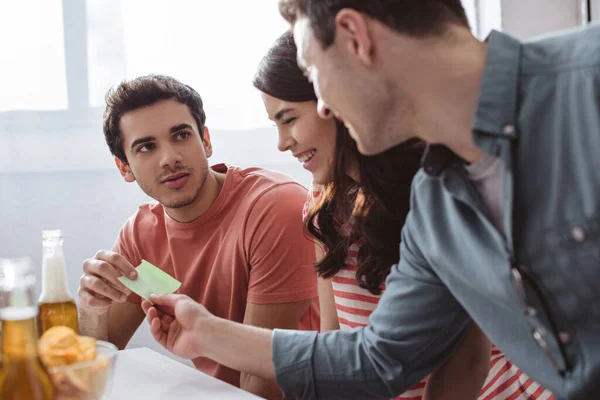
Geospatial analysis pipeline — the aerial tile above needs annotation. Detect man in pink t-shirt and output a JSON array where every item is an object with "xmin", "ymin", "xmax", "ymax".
[{"xmin": 77, "ymin": 75, "xmax": 319, "ymax": 399}]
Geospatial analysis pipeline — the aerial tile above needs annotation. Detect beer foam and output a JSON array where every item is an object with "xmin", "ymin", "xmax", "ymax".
[
  {"xmin": 0, "ymin": 306, "xmax": 37, "ymax": 320},
  {"xmin": 39, "ymin": 253, "xmax": 73, "ymax": 303}
]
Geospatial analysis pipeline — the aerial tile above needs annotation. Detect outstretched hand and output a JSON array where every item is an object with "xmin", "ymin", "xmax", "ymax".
[{"xmin": 142, "ymin": 294, "xmax": 213, "ymax": 360}]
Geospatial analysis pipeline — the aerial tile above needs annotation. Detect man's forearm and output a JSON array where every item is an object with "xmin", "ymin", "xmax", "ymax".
[
  {"xmin": 202, "ymin": 317, "xmax": 275, "ymax": 380},
  {"xmin": 78, "ymin": 307, "xmax": 109, "ymax": 341}
]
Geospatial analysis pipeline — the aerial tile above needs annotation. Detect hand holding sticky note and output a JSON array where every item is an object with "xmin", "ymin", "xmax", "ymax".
[{"xmin": 117, "ymin": 260, "xmax": 181, "ymax": 303}]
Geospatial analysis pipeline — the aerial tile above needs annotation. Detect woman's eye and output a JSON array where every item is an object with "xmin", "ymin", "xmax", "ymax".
[{"xmin": 282, "ymin": 117, "xmax": 298, "ymax": 126}]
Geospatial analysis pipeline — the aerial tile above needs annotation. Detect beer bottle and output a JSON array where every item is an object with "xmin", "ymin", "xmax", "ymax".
[
  {"xmin": 38, "ymin": 229, "xmax": 79, "ymax": 334},
  {"xmin": 0, "ymin": 257, "xmax": 55, "ymax": 399}
]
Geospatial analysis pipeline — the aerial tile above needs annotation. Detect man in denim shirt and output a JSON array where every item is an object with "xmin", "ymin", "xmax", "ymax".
[{"xmin": 140, "ymin": 1, "xmax": 600, "ymax": 399}]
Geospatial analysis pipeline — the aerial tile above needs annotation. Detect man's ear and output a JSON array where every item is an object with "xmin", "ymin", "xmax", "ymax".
[
  {"xmin": 202, "ymin": 127, "xmax": 213, "ymax": 158},
  {"xmin": 335, "ymin": 9, "xmax": 375, "ymax": 67},
  {"xmin": 115, "ymin": 157, "xmax": 136, "ymax": 183}
]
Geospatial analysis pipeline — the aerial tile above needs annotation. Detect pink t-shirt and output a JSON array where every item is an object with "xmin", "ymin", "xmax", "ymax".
[
  {"xmin": 114, "ymin": 164, "xmax": 320, "ymax": 387},
  {"xmin": 304, "ymin": 186, "xmax": 555, "ymax": 400}
]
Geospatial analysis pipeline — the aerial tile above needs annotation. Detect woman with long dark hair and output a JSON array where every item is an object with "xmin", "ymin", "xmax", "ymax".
[{"xmin": 252, "ymin": 31, "xmax": 555, "ymax": 400}]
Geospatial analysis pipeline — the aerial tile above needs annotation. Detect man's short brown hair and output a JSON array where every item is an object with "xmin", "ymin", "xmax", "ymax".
[
  {"xmin": 279, "ymin": 0, "xmax": 469, "ymax": 47},
  {"xmin": 103, "ymin": 75, "xmax": 206, "ymax": 163}
]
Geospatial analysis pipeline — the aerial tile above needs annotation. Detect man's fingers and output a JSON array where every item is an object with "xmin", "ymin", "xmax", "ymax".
[
  {"xmin": 155, "ymin": 304, "xmax": 175, "ymax": 318},
  {"xmin": 166, "ymin": 318, "xmax": 180, "ymax": 351},
  {"xmin": 80, "ymin": 275, "xmax": 128, "ymax": 303},
  {"xmin": 141, "ymin": 300, "xmax": 152, "ymax": 314},
  {"xmin": 151, "ymin": 318, "xmax": 169, "ymax": 349},
  {"xmin": 82, "ymin": 258, "xmax": 132, "ymax": 296},
  {"xmin": 150, "ymin": 294, "xmax": 185, "ymax": 309},
  {"xmin": 161, "ymin": 313, "xmax": 174, "ymax": 325},
  {"xmin": 146, "ymin": 306, "xmax": 159, "ymax": 323},
  {"xmin": 149, "ymin": 314, "xmax": 161, "ymax": 334},
  {"xmin": 144, "ymin": 303, "xmax": 175, "ymax": 334},
  {"xmin": 161, "ymin": 317, "xmax": 172, "ymax": 332},
  {"xmin": 150, "ymin": 317, "xmax": 166, "ymax": 345},
  {"xmin": 94, "ymin": 250, "xmax": 138, "ymax": 279}
]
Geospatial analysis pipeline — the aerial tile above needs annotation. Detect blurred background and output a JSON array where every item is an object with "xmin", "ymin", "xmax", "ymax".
[{"xmin": 0, "ymin": 0, "xmax": 597, "ymax": 363}]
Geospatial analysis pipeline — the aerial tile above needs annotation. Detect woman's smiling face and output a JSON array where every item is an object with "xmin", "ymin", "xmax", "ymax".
[{"xmin": 262, "ymin": 93, "xmax": 337, "ymax": 185}]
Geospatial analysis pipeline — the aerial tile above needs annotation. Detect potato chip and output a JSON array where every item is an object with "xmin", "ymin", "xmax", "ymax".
[
  {"xmin": 38, "ymin": 326, "xmax": 110, "ymax": 400},
  {"xmin": 40, "ymin": 326, "xmax": 79, "ymax": 349},
  {"xmin": 39, "ymin": 326, "xmax": 98, "ymax": 367}
]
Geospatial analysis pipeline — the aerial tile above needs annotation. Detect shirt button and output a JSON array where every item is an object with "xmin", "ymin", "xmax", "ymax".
[
  {"xmin": 525, "ymin": 307, "xmax": 537, "ymax": 317},
  {"xmin": 532, "ymin": 330, "xmax": 547, "ymax": 347},
  {"xmin": 559, "ymin": 332, "xmax": 572, "ymax": 344},
  {"xmin": 503, "ymin": 124, "xmax": 516, "ymax": 136},
  {"xmin": 571, "ymin": 227, "xmax": 586, "ymax": 242}
]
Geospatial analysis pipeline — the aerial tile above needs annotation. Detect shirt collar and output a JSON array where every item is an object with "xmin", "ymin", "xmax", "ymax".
[
  {"xmin": 472, "ymin": 30, "xmax": 522, "ymax": 138},
  {"xmin": 422, "ymin": 30, "xmax": 522, "ymax": 177},
  {"xmin": 421, "ymin": 144, "xmax": 464, "ymax": 177}
]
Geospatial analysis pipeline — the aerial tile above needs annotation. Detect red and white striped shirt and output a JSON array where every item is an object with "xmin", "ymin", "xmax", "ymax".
[{"xmin": 303, "ymin": 187, "xmax": 555, "ymax": 400}]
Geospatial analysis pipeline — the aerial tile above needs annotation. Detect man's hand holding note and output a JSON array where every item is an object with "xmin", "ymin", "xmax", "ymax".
[{"xmin": 118, "ymin": 260, "xmax": 182, "ymax": 303}]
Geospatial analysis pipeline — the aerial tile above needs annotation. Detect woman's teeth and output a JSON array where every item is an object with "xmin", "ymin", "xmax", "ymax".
[{"xmin": 299, "ymin": 150, "xmax": 316, "ymax": 164}]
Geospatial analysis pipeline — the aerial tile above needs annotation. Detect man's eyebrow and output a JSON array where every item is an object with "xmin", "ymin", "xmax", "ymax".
[
  {"xmin": 130, "ymin": 136, "xmax": 154, "ymax": 150},
  {"xmin": 170, "ymin": 123, "xmax": 194, "ymax": 133},
  {"xmin": 274, "ymin": 108, "xmax": 295, "ymax": 121}
]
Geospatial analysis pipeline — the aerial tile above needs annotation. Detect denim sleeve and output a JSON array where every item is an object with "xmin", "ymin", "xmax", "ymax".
[{"xmin": 272, "ymin": 215, "xmax": 471, "ymax": 399}]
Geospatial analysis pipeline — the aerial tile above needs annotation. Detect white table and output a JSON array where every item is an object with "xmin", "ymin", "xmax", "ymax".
[{"xmin": 106, "ymin": 348, "xmax": 263, "ymax": 399}]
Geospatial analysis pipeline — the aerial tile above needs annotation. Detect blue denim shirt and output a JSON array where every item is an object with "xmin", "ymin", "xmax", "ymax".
[{"xmin": 272, "ymin": 25, "xmax": 600, "ymax": 400}]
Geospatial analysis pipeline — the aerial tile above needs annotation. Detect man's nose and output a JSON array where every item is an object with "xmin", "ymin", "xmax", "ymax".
[{"xmin": 160, "ymin": 144, "xmax": 183, "ymax": 169}]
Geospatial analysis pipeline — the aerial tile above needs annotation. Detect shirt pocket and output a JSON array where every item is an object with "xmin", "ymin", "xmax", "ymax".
[{"xmin": 539, "ymin": 216, "xmax": 600, "ymax": 324}]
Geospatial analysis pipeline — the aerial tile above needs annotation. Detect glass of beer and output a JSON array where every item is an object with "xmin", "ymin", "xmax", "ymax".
[{"xmin": 0, "ymin": 257, "xmax": 55, "ymax": 400}]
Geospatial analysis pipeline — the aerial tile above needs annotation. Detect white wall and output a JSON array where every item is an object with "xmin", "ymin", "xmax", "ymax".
[
  {"xmin": 500, "ymin": 0, "xmax": 584, "ymax": 39},
  {"xmin": 593, "ymin": 0, "xmax": 600, "ymax": 21}
]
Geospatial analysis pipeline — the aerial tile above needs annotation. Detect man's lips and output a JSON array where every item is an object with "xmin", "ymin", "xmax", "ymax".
[
  {"xmin": 161, "ymin": 172, "xmax": 190, "ymax": 189},
  {"xmin": 160, "ymin": 172, "xmax": 189, "ymax": 183}
]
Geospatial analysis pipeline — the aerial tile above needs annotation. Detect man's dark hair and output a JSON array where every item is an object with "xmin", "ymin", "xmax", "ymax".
[
  {"xmin": 103, "ymin": 74, "xmax": 206, "ymax": 163},
  {"xmin": 279, "ymin": 0, "xmax": 469, "ymax": 47}
]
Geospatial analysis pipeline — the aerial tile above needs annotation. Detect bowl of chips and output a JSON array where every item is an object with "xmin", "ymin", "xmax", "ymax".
[{"xmin": 38, "ymin": 326, "xmax": 118, "ymax": 400}]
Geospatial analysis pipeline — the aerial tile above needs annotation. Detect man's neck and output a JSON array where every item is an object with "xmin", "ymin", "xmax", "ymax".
[
  {"xmin": 165, "ymin": 170, "xmax": 226, "ymax": 223},
  {"xmin": 392, "ymin": 27, "xmax": 488, "ymax": 163}
]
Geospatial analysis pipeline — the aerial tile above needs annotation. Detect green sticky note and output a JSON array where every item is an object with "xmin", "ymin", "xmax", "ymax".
[{"xmin": 118, "ymin": 260, "xmax": 181, "ymax": 303}]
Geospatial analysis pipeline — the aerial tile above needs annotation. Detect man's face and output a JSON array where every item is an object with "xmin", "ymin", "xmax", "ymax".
[
  {"xmin": 117, "ymin": 98, "xmax": 212, "ymax": 210},
  {"xmin": 293, "ymin": 15, "xmax": 417, "ymax": 155}
]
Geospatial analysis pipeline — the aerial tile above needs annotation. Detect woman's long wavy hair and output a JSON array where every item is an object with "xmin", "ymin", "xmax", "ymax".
[{"xmin": 254, "ymin": 31, "xmax": 424, "ymax": 295}]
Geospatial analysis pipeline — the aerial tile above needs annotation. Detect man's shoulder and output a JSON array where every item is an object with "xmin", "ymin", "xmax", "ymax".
[
  {"xmin": 120, "ymin": 201, "xmax": 165, "ymax": 234},
  {"xmin": 521, "ymin": 23, "xmax": 600, "ymax": 74},
  {"xmin": 410, "ymin": 169, "xmax": 443, "ymax": 204},
  {"xmin": 231, "ymin": 165, "xmax": 306, "ymax": 187},
  {"xmin": 113, "ymin": 201, "xmax": 166, "ymax": 262},
  {"xmin": 220, "ymin": 167, "xmax": 308, "ymax": 235},
  {"xmin": 227, "ymin": 165, "xmax": 308, "ymax": 204},
  {"xmin": 404, "ymin": 168, "xmax": 456, "ymax": 233}
]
